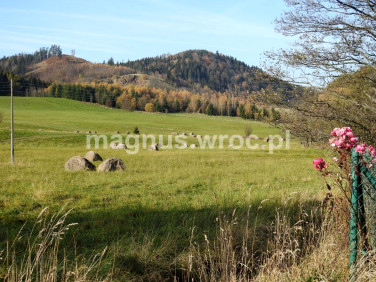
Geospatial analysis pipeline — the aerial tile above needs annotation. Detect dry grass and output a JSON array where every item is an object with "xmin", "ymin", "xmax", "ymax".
[
  {"xmin": 3, "ymin": 200, "xmax": 376, "ymax": 281},
  {"xmin": 256, "ymin": 200, "xmax": 349, "ymax": 281},
  {"xmin": 181, "ymin": 198, "xmax": 357, "ymax": 281},
  {"xmin": 353, "ymin": 250, "xmax": 376, "ymax": 281},
  {"xmin": 1, "ymin": 207, "xmax": 112, "ymax": 282},
  {"xmin": 183, "ymin": 209, "xmax": 253, "ymax": 281}
]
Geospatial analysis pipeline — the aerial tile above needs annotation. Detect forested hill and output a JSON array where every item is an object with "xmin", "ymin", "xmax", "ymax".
[
  {"xmin": 0, "ymin": 45, "xmax": 63, "ymax": 75},
  {"xmin": 124, "ymin": 49, "xmax": 295, "ymax": 95},
  {"xmin": 0, "ymin": 47, "xmax": 300, "ymax": 101}
]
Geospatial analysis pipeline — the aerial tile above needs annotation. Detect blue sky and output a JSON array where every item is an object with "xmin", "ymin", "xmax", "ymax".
[{"xmin": 0, "ymin": 0, "xmax": 291, "ymax": 67}]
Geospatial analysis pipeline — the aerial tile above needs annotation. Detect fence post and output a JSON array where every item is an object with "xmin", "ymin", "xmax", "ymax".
[
  {"xmin": 357, "ymin": 167, "xmax": 368, "ymax": 255},
  {"xmin": 349, "ymin": 150, "xmax": 360, "ymax": 272},
  {"xmin": 359, "ymin": 158, "xmax": 376, "ymax": 249}
]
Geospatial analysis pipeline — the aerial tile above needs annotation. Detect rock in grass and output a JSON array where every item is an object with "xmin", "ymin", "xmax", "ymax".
[
  {"xmin": 84, "ymin": 151, "xmax": 103, "ymax": 162},
  {"xmin": 116, "ymin": 143, "xmax": 127, "ymax": 149},
  {"xmin": 97, "ymin": 158, "xmax": 126, "ymax": 172},
  {"xmin": 109, "ymin": 142, "xmax": 118, "ymax": 149},
  {"xmin": 148, "ymin": 144, "xmax": 159, "ymax": 151},
  {"xmin": 65, "ymin": 156, "xmax": 96, "ymax": 171}
]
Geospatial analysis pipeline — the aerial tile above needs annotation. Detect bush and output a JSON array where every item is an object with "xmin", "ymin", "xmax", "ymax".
[
  {"xmin": 244, "ymin": 125, "xmax": 252, "ymax": 137},
  {"xmin": 145, "ymin": 103, "xmax": 155, "ymax": 112},
  {"xmin": 133, "ymin": 126, "xmax": 139, "ymax": 135}
]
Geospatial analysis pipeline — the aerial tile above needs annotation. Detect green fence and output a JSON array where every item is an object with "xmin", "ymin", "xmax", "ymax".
[{"xmin": 349, "ymin": 149, "xmax": 376, "ymax": 279}]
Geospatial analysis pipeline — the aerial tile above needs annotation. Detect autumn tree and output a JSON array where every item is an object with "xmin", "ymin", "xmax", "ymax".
[
  {"xmin": 145, "ymin": 103, "xmax": 155, "ymax": 112},
  {"xmin": 267, "ymin": 0, "xmax": 376, "ymax": 143},
  {"xmin": 268, "ymin": 0, "xmax": 376, "ymax": 84}
]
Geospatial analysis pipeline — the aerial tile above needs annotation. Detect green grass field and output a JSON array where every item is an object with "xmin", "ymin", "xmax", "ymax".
[{"xmin": 0, "ymin": 97, "xmax": 326, "ymax": 280}]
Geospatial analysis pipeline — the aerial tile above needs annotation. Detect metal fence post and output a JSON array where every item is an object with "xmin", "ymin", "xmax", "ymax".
[
  {"xmin": 349, "ymin": 150, "xmax": 360, "ymax": 272},
  {"xmin": 359, "ymin": 160, "xmax": 376, "ymax": 249}
]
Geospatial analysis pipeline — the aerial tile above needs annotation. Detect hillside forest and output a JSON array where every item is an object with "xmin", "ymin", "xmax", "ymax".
[{"xmin": 0, "ymin": 46, "xmax": 292, "ymax": 122}]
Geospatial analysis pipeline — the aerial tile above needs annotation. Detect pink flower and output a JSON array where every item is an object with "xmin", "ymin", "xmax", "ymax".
[
  {"xmin": 313, "ymin": 158, "xmax": 327, "ymax": 171},
  {"xmin": 371, "ymin": 150, "xmax": 376, "ymax": 158},
  {"xmin": 331, "ymin": 128, "xmax": 339, "ymax": 136},
  {"xmin": 368, "ymin": 145, "xmax": 376, "ymax": 157},
  {"xmin": 356, "ymin": 143, "xmax": 367, "ymax": 154},
  {"xmin": 333, "ymin": 157, "xmax": 338, "ymax": 162},
  {"xmin": 346, "ymin": 131, "xmax": 354, "ymax": 138},
  {"xmin": 334, "ymin": 138, "xmax": 345, "ymax": 148},
  {"xmin": 329, "ymin": 127, "xmax": 359, "ymax": 150},
  {"xmin": 329, "ymin": 138, "xmax": 336, "ymax": 146},
  {"xmin": 336, "ymin": 128, "xmax": 345, "ymax": 137}
]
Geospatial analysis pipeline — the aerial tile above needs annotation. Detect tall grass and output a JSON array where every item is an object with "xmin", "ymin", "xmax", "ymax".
[
  {"xmin": 182, "ymin": 198, "xmax": 352, "ymax": 281},
  {"xmin": 1, "ymin": 207, "xmax": 111, "ymax": 282},
  {"xmin": 4, "ymin": 200, "xmax": 376, "ymax": 280}
]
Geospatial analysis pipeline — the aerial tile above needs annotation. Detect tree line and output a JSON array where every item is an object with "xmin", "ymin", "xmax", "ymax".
[
  {"xmin": 121, "ymin": 49, "xmax": 299, "ymax": 100},
  {"xmin": 45, "ymin": 82, "xmax": 280, "ymax": 122},
  {"xmin": 0, "ymin": 71, "xmax": 50, "ymax": 96},
  {"xmin": 0, "ymin": 45, "xmax": 62, "ymax": 75}
]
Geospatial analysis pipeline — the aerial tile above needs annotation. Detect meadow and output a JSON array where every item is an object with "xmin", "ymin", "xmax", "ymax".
[{"xmin": 0, "ymin": 97, "xmax": 329, "ymax": 280}]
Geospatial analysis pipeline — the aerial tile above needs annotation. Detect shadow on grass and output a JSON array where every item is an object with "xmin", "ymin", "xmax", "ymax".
[{"xmin": 0, "ymin": 197, "xmax": 323, "ymax": 280}]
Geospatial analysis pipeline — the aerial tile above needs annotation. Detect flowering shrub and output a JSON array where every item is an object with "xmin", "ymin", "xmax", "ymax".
[
  {"xmin": 312, "ymin": 126, "xmax": 376, "ymax": 216},
  {"xmin": 316, "ymin": 127, "xmax": 376, "ymax": 264},
  {"xmin": 318, "ymin": 127, "xmax": 376, "ymax": 173},
  {"xmin": 313, "ymin": 158, "xmax": 327, "ymax": 171},
  {"xmin": 312, "ymin": 126, "xmax": 376, "ymax": 205},
  {"xmin": 329, "ymin": 127, "xmax": 359, "ymax": 151}
]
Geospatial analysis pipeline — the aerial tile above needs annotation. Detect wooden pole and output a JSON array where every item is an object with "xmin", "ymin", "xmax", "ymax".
[{"xmin": 11, "ymin": 79, "xmax": 14, "ymax": 165}]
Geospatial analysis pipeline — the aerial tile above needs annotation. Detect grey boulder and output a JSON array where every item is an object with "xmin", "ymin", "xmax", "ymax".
[
  {"xmin": 65, "ymin": 156, "xmax": 96, "ymax": 171},
  {"xmin": 84, "ymin": 151, "xmax": 103, "ymax": 162},
  {"xmin": 97, "ymin": 158, "xmax": 126, "ymax": 172}
]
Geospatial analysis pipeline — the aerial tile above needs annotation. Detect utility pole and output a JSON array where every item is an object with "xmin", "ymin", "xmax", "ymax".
[{"xmin": 11, "ymin": 79, "xmax": 14, "ymax": 165}]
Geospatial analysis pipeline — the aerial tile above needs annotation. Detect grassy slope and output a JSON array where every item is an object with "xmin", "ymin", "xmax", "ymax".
[{"xmin": 0, "ymin": 97, "xmax": 325, "ymax": 279}]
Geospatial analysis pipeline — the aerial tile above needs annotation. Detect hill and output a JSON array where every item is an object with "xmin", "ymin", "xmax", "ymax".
[
  {"xmin": 0, "ymin": 47, "xmax": 300, "ymax": 101},
  {"xmin": 124, "ymin": 49, "xmax": 296, "ymax": 96},
  {"xmin": 27, "ymin": 55, "xmax": 134, "ymax": 83}
]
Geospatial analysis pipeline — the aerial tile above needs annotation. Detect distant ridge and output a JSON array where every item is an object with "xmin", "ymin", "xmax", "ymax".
[
  {"xmin": 0, "ymin": 48, "xmax": 300, "ymax": 100},
  {"xmin": 123, "ymin": 49, "xmax": 295, "ymax": 96},
  {"xmin": 27, "ymin": 55, "xmax": 133, "ymax": 83}
]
